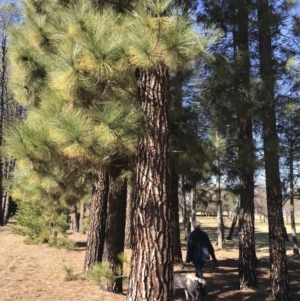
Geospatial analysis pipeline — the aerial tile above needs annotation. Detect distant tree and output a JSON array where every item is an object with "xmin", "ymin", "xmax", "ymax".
[
  {"xmin": 198, "ymin": 0, "xmax": 257, "ymax": 288},
  {"xmin": 0, "ymin": 1, "xmax": 22, "ymax": 226},
  {"xmin": 278, "ymin": 99, "xmax": 300, "ymax": 256}
]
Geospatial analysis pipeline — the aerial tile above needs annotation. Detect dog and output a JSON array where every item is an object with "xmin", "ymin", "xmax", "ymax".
[{"xmin": 173, "ymin": 273, "xmax": 206, "ymax": 301}]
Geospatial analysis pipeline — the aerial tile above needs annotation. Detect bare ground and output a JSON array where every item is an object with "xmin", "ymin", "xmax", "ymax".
[{"xmin": 1, "ymin": 218, "xmax": 300, "ymax": 301}]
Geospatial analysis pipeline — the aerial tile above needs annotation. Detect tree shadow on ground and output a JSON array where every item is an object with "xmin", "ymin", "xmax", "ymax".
[
  {"xmin": 72, "ymin": 241, "xmax": 87, "ymax": 252},
  {"xmin": 176, "ymin": 256, "xmax": 300, "ymax": 301},
  {"xmin": 176, "ymin": 222, "xmax": 300, "ymax": 300}
]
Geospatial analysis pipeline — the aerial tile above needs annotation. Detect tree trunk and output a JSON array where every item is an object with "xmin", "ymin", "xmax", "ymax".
[
  {"xmin": 3, "ymin": 159, "xmax": 16, "ymax": 225},
  {"xmin": 190, "ymin": 187, "xmax": 196, "ymax": 221},
  {"xmin": 126, "ymin": 66, "xmax": 173, "ymax": 301},
  {"xmin": 101, "ymin": 158, "xmax": 127, "ymax": 294},
  {"xmin": 0, "ymin": 36, "xmax": 7, "ymax": 227},
  {"xmin": 182, "ymin": 183, "xmax": 191, "ymax": 241},
  {"xmin": 257, "ymin": 0, "xmax": 292, "ymax": 299},
  {"xmin": 84, "ymin": 166, "xmax": 109, "ymax": 273},
  {"xmin": 69, "ymin": 204, "xmax": 79, "ymax": 232},
  {"xmin": 124, "ymin": 183, "xmax": 133, "ymax": 249},
  {"xmin": 216, "ymin": 199, "xmax": 224, "ymax": 248},
  {"xmin": 171, "ymin": 169, "xmax": 182, "ymax": 263},
  {"xmin": 227, "ymin": 199, "xmax": 239, "ymax": 240},
  {"xmin": 238, "ymin": 174, "xmax": 257, "ymax": 289},
  {"xmin": 0, "ymin": 196, "xmax": 3, "ymax": 226},
  {"xmin": 79, "ymin": 201, "xmax": 85, "ymax": 234},
  {"xmin": 236, "ymin": 0, "xmax": 257, "ymax": 289},
  {"xmin": 216, "ymin": 157, "xmax": 224, "ymax": 249},
  {"xmin": 3, "ymin": 194, "xmax": 9, "ymax": 225},
  {"xmin": 170, "ymin": 70, "xmax": 184, "ymax": 260},
  {"xmin": 289, "ymin": 127, "xmax": 299, "ymax": 256}
]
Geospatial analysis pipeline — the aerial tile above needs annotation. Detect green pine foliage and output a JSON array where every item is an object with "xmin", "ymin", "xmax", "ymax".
[
  {"xmin": 4, "ymin": 6, "xmax": 222, "ymax": 293},
  {"xmin": 5, "ymin": 0, "xmax": 218, "ymax": 217},
  {"xmin": 62, "ymin": 264, "xmax": 77, "ymax": 281},
  {"xmin": 11, "ymin": 199, "xmax": 69, "ymax": 245},
  {"xmin": 87, "ymin": 252, "xmax": 131, "ymax": 285}
]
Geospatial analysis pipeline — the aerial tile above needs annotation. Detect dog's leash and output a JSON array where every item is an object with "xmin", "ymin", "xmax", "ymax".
[{"xmin": 181, "ymin": 260, "xmax": 219, "ymax": 272}]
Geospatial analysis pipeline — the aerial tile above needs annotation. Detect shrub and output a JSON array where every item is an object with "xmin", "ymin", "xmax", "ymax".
[
  {"xmin": 62, "ymin": 264, "xmax": 77, "ymax": 281},
  {"xmin": 11, "ymin": 199, "xmax": 72, "ymax": 248},
  {"xmin": 48, "ymin": 236, "xmax": 75, "ymax": 249}
]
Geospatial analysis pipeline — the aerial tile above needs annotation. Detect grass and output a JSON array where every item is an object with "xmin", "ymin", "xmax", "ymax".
[{"xmin": 62, "ymin": 264, "xmax": 77, "ymax": 281}]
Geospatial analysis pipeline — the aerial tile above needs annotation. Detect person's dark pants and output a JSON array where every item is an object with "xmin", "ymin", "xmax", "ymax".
[{"xmin": 193, "ymin": 260, "xmax": 207, "ymax": 298}]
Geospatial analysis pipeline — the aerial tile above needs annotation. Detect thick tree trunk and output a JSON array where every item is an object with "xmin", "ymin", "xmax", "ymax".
[
  {"xmin": 171, "ymin": 169, "xmax": 182, "ymax": 263},
  {"xmin": 101, "ymin": 158, "xmax": 127, "ymax": 294},
  {"xmin": 83, "ymin": 166, "xmax": 109, "ymax": 273},
  {"xmin": 124, "ymin": 183, "xmax": 133, "ymax": 249},
  {"xmin": 238, "ymin": 174, "xmax": 257, "ymax": 289},
  {"xmin": 126, "ymin": 66, "xmax": 173, "ymax": 301},
  {"xmin": 257, "ymin": 1, "xmax": 291, "ymax": 299},
  {"xmin": 236, "ymin": 0, "xmax": 257, "ymax": 289}
]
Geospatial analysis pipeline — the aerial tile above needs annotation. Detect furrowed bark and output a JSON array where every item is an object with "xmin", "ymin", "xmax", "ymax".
[
  {"xmin": 84, "ymin": 166, "xmax": 109, "ymax": 273},
  {"xmin": 237, "ymin": 0, "xmax": 257, "ymax": 289},
  {"xmin": 101, "ymin": 158, "xmax": 127, "ymax": 293},
  {"xmin": 126, "ymin": 66, "xmax": 173, "ymax": 301}
]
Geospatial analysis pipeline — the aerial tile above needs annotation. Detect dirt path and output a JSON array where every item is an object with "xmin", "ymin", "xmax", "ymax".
[
  {"xmin": 0, "ymin": 225, "xmax": 123, "ymax": 301},
  {"xmin": 1, "ymin": 221, "xmax": 300, "ymax": 301}
]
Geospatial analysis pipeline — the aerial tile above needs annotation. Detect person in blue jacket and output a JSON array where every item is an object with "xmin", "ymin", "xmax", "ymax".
[{"xmin": 186, "ymin": 220, "xmax": 217, "ymax": 300}]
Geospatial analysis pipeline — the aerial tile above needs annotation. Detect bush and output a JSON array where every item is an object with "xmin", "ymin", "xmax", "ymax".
[
  {"xmin": 11, "ymin": 199, "xmax": 72, "ymax": 249},
  {"xmin": 87, "ymin": 252, "xmax": 131, "ymax": 286},
  {"xmin": 48, "ymin": 236, "xmax": 75, "ymax": 249},
  {"xmin": 11, "ymin": 201, "xmax": 49, "ymax": 240},
  {"xmin": 87, "ymin": 262, "xmax": 114, "ymax": 285}
]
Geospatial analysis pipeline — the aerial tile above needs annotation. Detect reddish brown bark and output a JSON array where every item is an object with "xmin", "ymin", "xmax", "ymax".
[
  {"xmin": 126, "ymin": 66, "xmax": 173, "ymax": 301},
  {"xmin": 83, "ymin": 166, "xmax": 109, "ymax": 273}
]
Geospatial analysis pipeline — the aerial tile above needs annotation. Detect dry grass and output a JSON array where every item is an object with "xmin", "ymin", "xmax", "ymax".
[{"xmin": 1, "ymin": 217, "xmax": 300, "ymax": 301}]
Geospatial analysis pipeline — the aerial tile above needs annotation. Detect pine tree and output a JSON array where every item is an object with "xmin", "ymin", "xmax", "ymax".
[
  {"xmin": 7, "ymin": 0, "xmax": 141, "ymax": 286},
  {"xmin": 123, "ymin": 1, "xmax": 220, "ymax": 300},
  {"xmin": 0, "ymin": 2, "xmax": 22, "ymax": 226},
  {"xmin": 235, "ymin": 0, "xmax": 257, "ymax": 289},
  {"xmin": 198, "ymin": 0, "xmax": 258, "ymax": 287},
  {"xmin": 257, "ymin": 0, "xmax": 292, "ymax": 298},
  {"xmin": 278, "ymin": 97, "xmax": 300, "ymax": 256},
  {"xmin": 7, "ymin": 1, "xmax": 220, "ymax": 299}
]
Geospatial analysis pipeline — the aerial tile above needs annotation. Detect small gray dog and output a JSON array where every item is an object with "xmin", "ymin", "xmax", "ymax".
[{"xmin": 173, "ymin": 273, "xmax": 206, "ymax": 301}]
